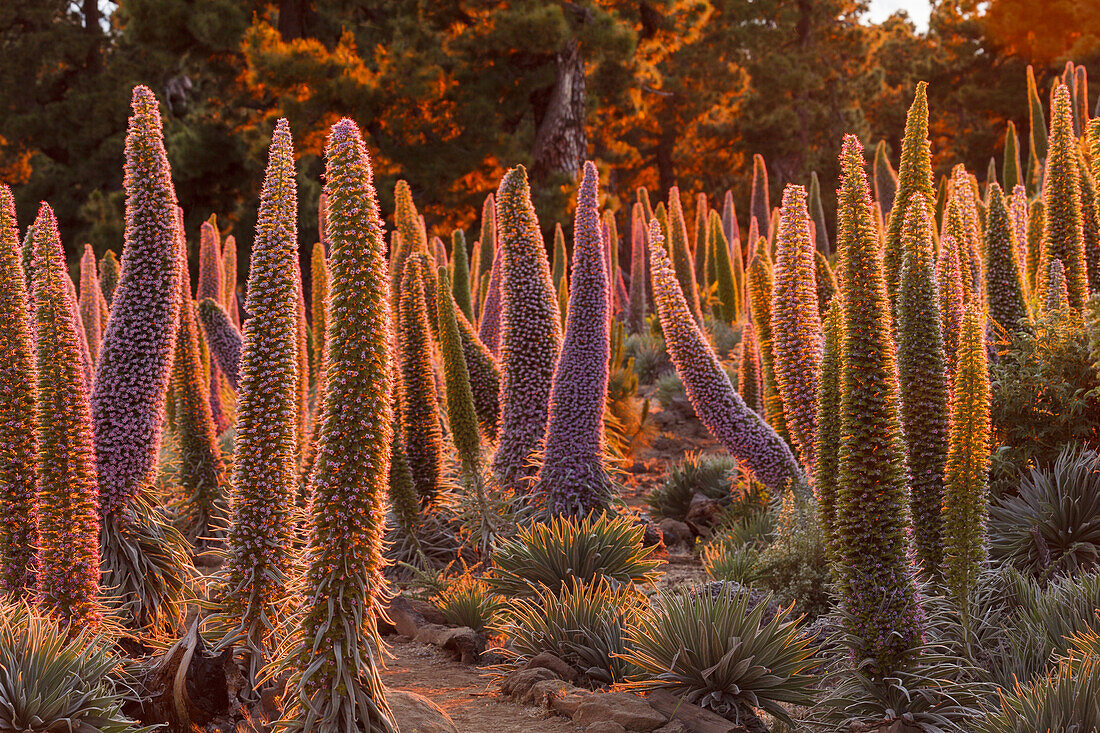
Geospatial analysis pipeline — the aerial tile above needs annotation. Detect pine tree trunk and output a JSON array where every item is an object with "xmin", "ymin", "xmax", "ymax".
[{"xmin": 531, "ymin": 40, "xmax": 587, "ymax": 184}]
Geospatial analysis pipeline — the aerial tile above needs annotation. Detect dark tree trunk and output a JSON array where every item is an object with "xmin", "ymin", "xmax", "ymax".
[
  {"xmin": 84, "ymin": 0, "xmax": 101, "ymax": 69},
  {"xmin": 278, "ymin": 0, "xmax": 314, "ymax": 40},
  {"xmin": 531, "ymin": 40, "xmax": 587, "ymax": 184}
]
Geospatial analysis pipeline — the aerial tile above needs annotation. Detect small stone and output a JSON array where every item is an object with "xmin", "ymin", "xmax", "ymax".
[
  {"xmin": 549, "ymin": 686, "xmax": 591, "ymax": 717},
  {"xmin": 526, "ymin": 678, "xmax": 575, "ymax": 706},
  {"xmin": 500, "ymin": 666, "xmax": 559, "ymax": 698},
  {"xmin": 525, "ymin": 651, "xmax": 578, "ymax": 682},
  {"xmin": 657, "ymin": 518, "xmax": 692, "ymax": 547},
  {"xmin": 586, "ymin": 723, "xmax": 628, "ymax": 733},
  {"xmin": 439, "ymin": 626, "xmax": 484, "ymax": 664},
  {"xmin": 573, "ymin": 692, "xmax": 668, "ymax": 732},
  {"xmin": 387, "ymin": 689, "xmax": 459, "ymax": 733}
]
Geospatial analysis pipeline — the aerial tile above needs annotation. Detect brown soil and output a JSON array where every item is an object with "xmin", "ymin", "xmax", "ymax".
[{"xmin": 381, "ymin": 637, "xmax": 581, "ymax": 732}]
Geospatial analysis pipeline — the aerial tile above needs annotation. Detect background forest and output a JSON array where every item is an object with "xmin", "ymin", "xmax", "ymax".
[{"xmin": 2, "ymin": 0, "xmax": 1099, "ymax": 278}]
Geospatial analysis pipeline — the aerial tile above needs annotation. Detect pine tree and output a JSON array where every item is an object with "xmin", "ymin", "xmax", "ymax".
[
  {"xmin": 943, "ymin": 304, "xmax": 990, "ymax": 624},
  {"xmin": 834, "ymin": 135, "xmax": 922, "ymax": 675},
  {"xmin": 814, "ymin": 250, "xmax": 837, "ymax": 318},
  {"xmin": 1040, "ymin": 86, "xmax": 1088, "ymax": 309},
  {"xmin": 92, "ymin": 86, "xmax": 182, "ymax": 519},
  {"xmin": 649, "ymin": 218, "xmax": 803, "ymax": 492},
  {"xmin": 738, "ymin": 321, "xmax": 764, "ymax": 415},
  {"xmin": 536, "ymin": 161, "xmax": 613, "ymax": 517},
  {"xmin": 491, "ymin": 166, "xmax": 562, "ymax": 490},
  {"xmin": 32, "ymin": 202, "xmax": 101, "ymax": 629},
  {"xmin": 770, "ymin": 185, "xmax": 822, "ymax": 470},
  {"xmin": 746, "ymin": 252, "xmax": 789, "ymax": 443},
  {"xmin": 709, "ymin": 210, "xmax": 738, "ymax": 323},
  {"xmin": 198, "ymin": 298, "xmax": 242, "ymax": 390},
  {"xmin": 815, "ymin": 300, "xmax": 842, "ymax": 560},
  {"xmin": 78, "ymin": 244, "xmax": 103, "ymax": 364},
  {"xmin": 667, "ymin": 187, "xmax": 702, "ymax": 322},
  {"xmin": 750, "ymin": 154, "xmax": 770, "ymax": 235},
  {"xmin": 172, "ymin": 238, "xmax": 228, "ymax": 545},
  {"xmin": 99, "ymin": 249, "xmax": 121, "ymax": 305},
  {"xmin": 399, "ymin": 256, "xmax": 444, "ymax": 508},
  {"xmin": 884, "ymin": 82, "xmax": 936, "ymax": 305},
  {"xmin": 217, "ymin": 119, "xmax": 300, "ymax": 687},
  {"xmin": 1003, "ymin": 121, "xmax": 1023, "ymax": 191},
  {"xmin": 0, "ymin": 185, "xmax": 37, "ymax": 599},
  {"xmin": 897, "ymin": 195, "xmax": 949, "ymax": 574},
  {"xmin": 222, "ymin": 234, "xmax": 239, "ymax": 327},
  {"xmin": 984, "ymin": 183, "xmax": 1030, "ymax": 331},
  {"xmin": 451, "ymin": 229, "xmax": 473, "ymax": 322},
  {"xmin": 279, "ymin": 118, "xmax": 396, "ymax": 733},
  {"xmin": 628, "ymin": 203, "xmax": 648, "ymax": 333}
]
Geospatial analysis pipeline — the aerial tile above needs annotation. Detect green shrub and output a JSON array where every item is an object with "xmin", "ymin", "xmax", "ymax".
[
  {"xmin": 488, "ymin": 513, "xmax": 660, "ymax": 597},
  {"xmin": 433, "ymin": 575, "xmax": 502, "ymax": 633},
  {"xmin": 492, "ymin": 577, "xmax": 641, "ymax": 685},
  {"xmin": 645, "ymin": 453, "xmax": 738, "ymax": 522},
  {"xmin": 701, "ymin": 540, "xmax": 759, "ymax": 584},
  {"xmin": 990, "ymin": 445, "xmax": 1100, "ymax": 581},
  {"xmin": 990, "ymin": 309, "xmax": 1100, "ymax": 477},
  {"xmin": 0, "ymin": 603, "xmax": 146, "ymax": 733},
  {"xmin": 704, "ymin": 315, "xmax": 741, "ymax": 360},
  {"xmin": 754, "ymin": 494, "xmax": 833, "ymax": 621},
  {"xmin": 624, "ymin": 333, "xmax": 671, "ymax": 383},
  {"xmin": 620, "ymin": 587, "xmax": 816, "ymax": 726}
]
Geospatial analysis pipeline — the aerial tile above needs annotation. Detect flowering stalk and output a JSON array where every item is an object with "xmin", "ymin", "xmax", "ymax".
[
  {"xmin": 79, "ymin": 243, "xmax": 103, "ymax": 364},
  {"xmin": 198, "ymin": 298, "xmax": 242, "ymax": 390},
  {"xmin": 737, "ymin": 321, "xmax": 764, "ymax": 416},
  {"xmin": 1039, "ymin": 85, "xmax": 1088, "ymax": 308},
  {"xmin": 984, "ymin": 183, "xmax": 1030, "ymax": 331},
  {"xmin": 450, "ymin": 229, "xmax": 473, "ymax": 322},
  {"xmin": 98, "ymin": 249, "xmax": 121, "ymax": 305},
  {"xmin": 222, "ymin": 234, "xmax": 239, "ymax": 327}
]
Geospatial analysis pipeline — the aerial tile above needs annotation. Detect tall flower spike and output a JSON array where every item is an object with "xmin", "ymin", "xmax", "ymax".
[
  {"xmin": 1076, "ymin": 150, "xmax": 1100, "ymax": 294},
  {"xmin": 750, "ymin": 154, "xmax": 770, "ymax": 235},
  {"xmin": 92, "ymin": 86, "xmax": 182, "ymax": 519},
  {"xmin": 491, "ymin": 166, "xmax": 562, "ymax": 490},
  {"xmin": 222, "ymin": 234, "xmax": 239, "ymax": 327},
  {"xmin": 897, "ymin": 194, "xmax": 949, "ymax": 574},
  {"xmin": 1026, "ymin": 200, "xmax": 1045, "ymax": 293},
  {"xmin": 770, "ymin": 185, "xmax": 822, "ymax": 469},
  {"xmin": 667, "ymin": 187, "xmax": 702, "ymax": 322},
  {"xmin": 746, "ymin": 253, "xmax": 789, "ymax": 443},
  {"xmin": 834, "ymin": 135, "xmax": 922, "ymax": 675},
  {"xmin": 814, "ymin": 300, "xmax": 842, "ymax": 562},
  {"xmin": 0, "ymin": 185, "xmax": 37, "ymax": 599},
  {"xmin": 1026, "ymin": 65, "xmax": 1048, "ymax": 195},
  {"xmin": 809, "ymin": 172, "xmax": 830, "ymax": 255},
  {"xmin": 279, "ymin": 118, "xmax": 396, "ymax": 733},
  {"xmin": 884, "ymin": 82, "xmax": 936, "ymax": 305},
  {"xmin": 984, "ymin": 183, "xmax": 1030, "ymax": 331},
  {"xmin": 709, "ymin": 210, "xmax": 738, "ymax": 323},
  {"xmin": 310, "ymin": 238, "xmax": 329, "ymax": 392},
  {"xmin": 172, "ymin": 237, "xmax": 228, "ymax": 545},
  {"xmin": 814, "ymin": 251, "xmax": 837, "ymax": 318},
  {"xmin": 78, "ymin": 244, "xmax": 103, "ymax": 364},
  {"xmin": 477, "ymin": 245, "xmax": 503, "ymax": 355},
  {"xmin": 1010, "ymin": 184, "xmax": 1029, "ymax": 279},
  {"xmin": 1044, "ymin": 258, "xmax": 1070, "ymax": 312},
  {"xmin": 478, "ymin": 192, "xmax": 496, "ymax": 295},
  {"xmin": 198, "ymin": 217, "xmax": 229, "ymax": 433},
  {"xmin": 943, "ymin": 304, "xmax": 990, "ymax": 625},
  {"xmin": 198, "ymin": 298, "xmax": 242, "ymax": 390},
  {"xmin": 628, "ymin": 203, "xmax": 648, "ymax": 333},
  {"xmin": 455, "ymin": 304, "xmax": 501, "ymax": 440},
  {"xmin": 32, "ymin": 201, "xmax": 101, "ymax": 629},
  {"xmin": 437, "ymin": 267, "xmax": 481, "ymax": 475},
  {"xmin": 944, "ymin": 167, "xmax": 983, "ymax": 304},
  {"xmin": 873, "ymin": 141, "xmax": 898, "ymax": 217},
  {"xmin": 1039, "ymin": 85, "xmax": 1088, "ymax": 308},
  {"xmin": 551, "ymin": 222, "xmax": 568, "ymax": 294},
  {"xmin": 1003, "ymin": 121, "xmax": 1023, "ymax": 191},
  {"xmin": 737, "ymin": 320, "xmax": 764, "ymax": 415},
  {"xmin": 693, "ymin": 192, "xmax": 709, "ymax": 289},
  {"xmin": 391, "ymin": 180, "xmax": 426, "ymax": 296},
  {"xmin": 216, "ymin": 119, "xmax": 299, "ymax": 688},
  {"xmin": 98, "ymin": 249, "xmax": 121, "ymax": 305},
  {"xmin": 649, "ymin": 218, "xmax": 803, "ymax": 492},
  {"xmin": 399, "ymin": 255, "xmax": 444, "ymax": 508},
  {"xmin": 937, "ymin": 235, "xmax": 965, "ymax": 374},
  {"xmin": 722, "ymin": 189, "xmax": 740, "ymax": 254},
  {"xmin": 536, "ymin": 161, "xmax": 614, "ymax": 517},
  {"xmin": 451, "ymin": 229, "xmax": 473, "ymax": 322}
]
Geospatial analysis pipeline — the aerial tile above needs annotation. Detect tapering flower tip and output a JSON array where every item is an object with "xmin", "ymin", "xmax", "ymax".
[
  {"xmin": 478, "ymin": 192, "xmax": 496, "ymax": 278},
  {"xmin": 398, "ymin": 256, "xmax": 444, "ymax": 508},
  {"xmin": 79, "ymin": 243, "xmax": 103, "ymax": 364},
  {"xmin": 537, "ymin": 160, "xmax": 613, "ymax": 517},
  {"xmin": 1003, "ymin": 121, "xmax": 1023, "ymax": 191},
  {"xmin": 666, "ymin": 185, "xmax": 702, "ymax": 321},
  {"xmin": 814, "ymin": 299, "xmax": 842, "ymax": 559},
  {"xmin": 477, "ymin": 244, "xmax": 503, "ymax": 355},
  {"xmin": 873, "ymin": 140, "xmax": 898, "ymax": 216},
  {"xmin": 198, "ymin": 298, "xmax": 242, "ymax": 390},
  {"xmin": 1076, "ymin": 148, "xmax": 1100, "ymax": 296},
  {"xmin": 834, "ymin": 133, "xmax": 922, "ymax": 674},
  {"xmin": 436, "ymin": 266, "xmax": 481, "ymax": 472},
  {"xmin": 197, "ymin": 217, "xmax": 223, "ymax": 302},
  {"xmin": 491, "ymin": 164, "xmax": 562, "ymax": 490},
  {"xmin": 814, "ymin": 251, "xmax": 837, "ymax": 318},
  {"xmin": 627, "ymin": 202, "xmax": 648, "ymax": 332},
  {"xmin": 1040, "ymin": 85, "xmax": 1088, "ymax": 308},
  {"xmin": 648, "ymin": 218, "xmax": 803, "ymax": 492},
  {"xmin": 32, "ymin": 201, "xmax": 102, "ymax": 629},
  {"xmin": 92, "ymin": 84, "xmax": 182, "ymax": 518},
  {"xmin": 450, "ymin": 229, "xmax": 473, "ymax": 322},
  {"xmin": 750, "ymin": 153, "xmax": 770, "ymax": 233},
  {"xmin": 99, "ymin": 249, "xmax": 121, "ymax": 305},
  {"xmin": 937, "ymin": 234, "xmax": 965, "ymax": 371},
  {"xmin": 897, "ymin": 193, "xmax": 949, "ymax": 573},
  {"xmin": 1044, "ymin": 258, "xmax": 1070, "ymax": 312},
  {"xmin": 943, "ymin": 303, "xmax": 990, "ymax": 616},
  {"xmin": 279, "ymin": 113, "xmax": 396, "ymax": 731},
  {"xmin": 738, "ymin": 320, "xmax": 764, "ymax": 415},
  {"xmin": 551, "ymin": 222, "xmax": 568, "ymax": 293},
  {"xmin": 0, "ymin": 185, "xmax": 38, "ymax": 599},
  {"xmin": 310, "ymin": 237, "xmax": 329, "ymax": 383},
  {"xmin": 392, "ymin": 179, "xmax": 426, "ymax": 293},
  {"xmin": 455, "ymin": 305, "xmax": 501, "ymax": 440},
  {"xmin": 984, "ymin": 183, "xmax": 1030, "ymax": 331},
  {"xmin": 771, "ymin": 184, "xmax": 822, "ymax": 470}
]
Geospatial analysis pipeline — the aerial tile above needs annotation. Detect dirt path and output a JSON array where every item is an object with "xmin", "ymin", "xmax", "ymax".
[{"xmin": 381, "ymin": 637, "xmax": 580, "ymax": 732}]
